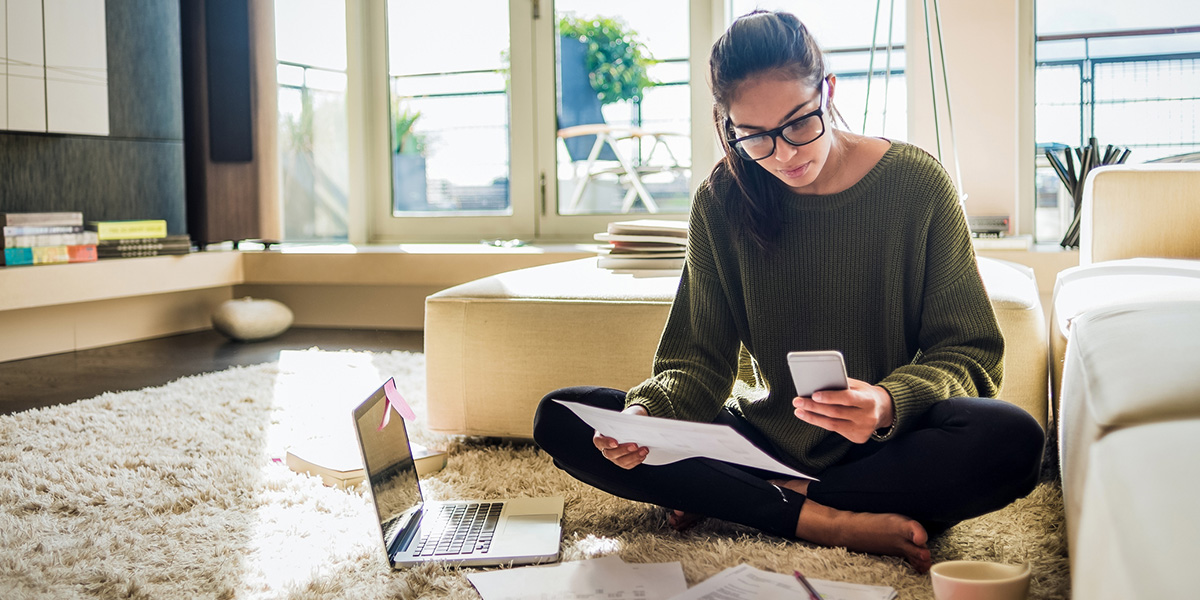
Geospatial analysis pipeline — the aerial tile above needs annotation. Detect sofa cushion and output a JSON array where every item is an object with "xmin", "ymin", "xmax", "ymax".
[
  {"xmin": 1058, "ymin": 299, "xmax": 1200, "ymax": 548},
  {"xmin": 1071, "ymin": 419, "xmax": 1200, "ymax": 599},
  {"xmin": 1049, "ymin": 258, "xmax": 1200, "ymax": 403}
]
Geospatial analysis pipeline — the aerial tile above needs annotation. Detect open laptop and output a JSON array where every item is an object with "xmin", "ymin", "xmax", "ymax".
[{"xmin": 351, "ymin": 378, "xmax": 564, "ymax": 568}]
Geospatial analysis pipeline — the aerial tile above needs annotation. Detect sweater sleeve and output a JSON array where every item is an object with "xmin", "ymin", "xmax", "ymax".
[
  {"xmin": 876, "ymin": 183, "xmax": 1005, "ymax": 439},
  {"xmin": 625, "ymin": 185, "xmax": 742, "ymax": 422}
]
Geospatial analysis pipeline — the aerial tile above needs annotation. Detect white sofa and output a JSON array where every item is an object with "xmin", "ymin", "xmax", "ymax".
[
  {"xmin": 1049, "ymin": 164, "xmax": 1200, "ymax": 404},
  {"xmin": 423, "ymin": 255, "xmax": 1049, "ymax": 438},
  {"xmin": 1052, "ymin": 164, "xmax": 1200, "ymax": 598}
]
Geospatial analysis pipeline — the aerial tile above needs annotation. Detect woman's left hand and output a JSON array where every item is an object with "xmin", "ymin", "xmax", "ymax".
[{"xmin": 793, "ymin": 378, "xmax": 894, "ymax": 443}]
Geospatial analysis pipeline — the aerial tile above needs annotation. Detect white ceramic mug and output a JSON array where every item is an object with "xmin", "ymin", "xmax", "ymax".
[{"xmin": 930, "ymin": 560, "xmax": 1031, "ymax": 600}]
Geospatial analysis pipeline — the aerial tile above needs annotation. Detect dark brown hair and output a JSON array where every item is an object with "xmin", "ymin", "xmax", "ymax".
[{"xmin": 709, "ymin": 10, "xmax": 830, "ymax": 251}]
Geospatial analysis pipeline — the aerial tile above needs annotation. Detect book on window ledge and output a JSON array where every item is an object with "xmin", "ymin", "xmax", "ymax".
[
  {"xmin": 285, "ymin": 439, "xmax": 447, "ymax": 490},
  {"xmin": 2, "ymin": 244, "xmax": 98, "ymax": 266},
  {"xmin": 3, "ymin": 230, "xmax": 99, "ymax": 249},
  {"xmin": 0, "ymin": 211, "xmax": 84, "ymax": 228},
  {"xmin": 594, "ymin": 219, "xmax": 687, "ymax": 273},
  {"xmin": 97, "ymin": 234, "xmax": 193, "ymax": 258},
  {"xmin": 87, "ymin": 219, "xmax": 169, "ymax": 240},
  {"xmin": 594, "ymin": 218, "xmax": 689, "ymax": 247}
]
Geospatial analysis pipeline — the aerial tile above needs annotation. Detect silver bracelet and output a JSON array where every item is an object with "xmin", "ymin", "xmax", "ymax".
[{"xmin": 870, "ymin": 422, "xmax": 896, "ymax": 442}]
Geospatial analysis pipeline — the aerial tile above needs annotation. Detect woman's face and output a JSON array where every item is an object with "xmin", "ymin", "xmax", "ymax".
[{"xmin": 726, "ymin": 74, "xmax": 835, "ymax": 193}]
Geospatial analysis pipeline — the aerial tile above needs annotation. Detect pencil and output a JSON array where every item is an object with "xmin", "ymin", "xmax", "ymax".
[{"xmin": 793, "ymin": 570, "xmax": 823, "ymax": 600}]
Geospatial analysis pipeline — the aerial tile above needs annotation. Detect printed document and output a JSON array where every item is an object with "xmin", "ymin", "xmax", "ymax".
[
  {"xmin": 667, "ymin": 564, "xmax": 898, "ymax": 600},
  {"xmin": 554, "ymin": 400, "xmax": 816, "ymax": 480},
  {"xmin": 466, "ymin": 555, "xmax": 687, "ymax": 600}
]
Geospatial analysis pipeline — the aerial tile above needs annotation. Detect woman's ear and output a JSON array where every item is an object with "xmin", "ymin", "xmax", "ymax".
[{"xmin": 826, "ymin": 73, "xmax": 838, "ymax": 102}]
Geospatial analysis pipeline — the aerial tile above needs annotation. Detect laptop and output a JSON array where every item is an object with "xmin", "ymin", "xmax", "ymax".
[{"xmin": 351, "ymin": 378, "xmax": 564, "ymax": 568}]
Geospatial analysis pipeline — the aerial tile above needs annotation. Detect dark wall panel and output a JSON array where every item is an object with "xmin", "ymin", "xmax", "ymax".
[
  {"xmin": 107, "ymin": 0, "xmax": 185, "ymax": 140},
  {"xmin": 0, "ymin": 1, "xmax": 186, "ymax": 235},
  {"xmin": 0, "ymin": 137, "xmax": 186, "ymax": 227}
]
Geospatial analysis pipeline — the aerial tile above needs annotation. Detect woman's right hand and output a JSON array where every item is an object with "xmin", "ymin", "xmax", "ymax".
[{"xmin": 593, "ymin": 404, "xmax": 650, "ymax": 469}]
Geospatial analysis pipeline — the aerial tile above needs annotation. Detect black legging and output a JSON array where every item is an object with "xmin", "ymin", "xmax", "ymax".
[{"xmin": 532, "ymin": 386, "xmax": 1044, "ymax": 538}]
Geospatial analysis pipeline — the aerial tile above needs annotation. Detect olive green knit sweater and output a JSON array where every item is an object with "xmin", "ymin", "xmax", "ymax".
[{"xmin": 625, "ymin": 141, "xmax": 1004, "ymax": 474}]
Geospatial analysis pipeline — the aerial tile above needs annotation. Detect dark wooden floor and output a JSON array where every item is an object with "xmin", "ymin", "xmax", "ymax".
[{"xmin": 0, "ymin": 328, "xmax": 424, "ymax": 415}]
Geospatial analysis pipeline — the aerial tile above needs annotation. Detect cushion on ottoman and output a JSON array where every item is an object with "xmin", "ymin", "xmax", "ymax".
[
  {"xmin": 1072, "ymin": 419, "xmax": 1200, "ymax": 599},
  {"xmin": 1058, "ymin": 300, "xmax": 1200, "ymax": 550},
  {"xmin": 424, "ymin": 256, "xmax": 1049, "ymax": 438}
]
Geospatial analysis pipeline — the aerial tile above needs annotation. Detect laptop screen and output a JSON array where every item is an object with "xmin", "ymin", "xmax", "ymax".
[{"xmin": 352, "ymin": 384, "xmax": 424, "ymax": 549}]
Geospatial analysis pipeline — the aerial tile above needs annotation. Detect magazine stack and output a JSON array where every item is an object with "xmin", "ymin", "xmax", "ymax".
[{"xmin": 593, "ymin": 219, "xmax": 687, "ymax": 274}]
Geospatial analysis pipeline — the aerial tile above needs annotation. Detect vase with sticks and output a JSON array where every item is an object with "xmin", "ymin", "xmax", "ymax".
[{"xmin": 1044, "ymin": 137, "xmax": 1131, "ymax": 249}]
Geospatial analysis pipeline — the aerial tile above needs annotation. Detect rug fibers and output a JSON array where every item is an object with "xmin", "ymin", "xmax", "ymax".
[{"xmin": 0, "ymin": 349, "xmax": 1069, "ymax": 599}]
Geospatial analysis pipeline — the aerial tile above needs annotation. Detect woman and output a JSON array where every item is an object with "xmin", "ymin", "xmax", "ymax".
[{"xmin": 532, "ymin": 10, "xmax": 1043, "ymax": 572}]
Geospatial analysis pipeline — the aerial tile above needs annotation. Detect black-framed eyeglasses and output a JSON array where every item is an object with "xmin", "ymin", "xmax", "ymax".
[{"xmin": 727, "ymin": 78, "xmax": 828, "ymax": 161}]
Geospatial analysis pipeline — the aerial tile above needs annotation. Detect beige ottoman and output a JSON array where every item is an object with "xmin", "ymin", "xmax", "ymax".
[
  {"xmin": 424, "ymin": 258, "xmax": 677, "ymax": 437},
  {"xmin": 424, "ymin": 256, "xmax": 1049, "ymax": 438}
]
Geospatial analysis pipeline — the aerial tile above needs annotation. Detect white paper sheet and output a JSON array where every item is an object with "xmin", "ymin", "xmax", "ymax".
[
  {"xmin": 666, "ymin": 564, "xmax": 898, "ymax": 600},
  {"xmin": 554, "ymin": 400, "xmax": 816, "ymax": 480},
  {"xmin": 466, "ymin": 555, "xmax": 688, "ymax": 600}
]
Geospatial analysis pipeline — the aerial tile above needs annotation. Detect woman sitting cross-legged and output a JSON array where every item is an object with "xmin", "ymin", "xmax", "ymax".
[{"xmin": 531, "ymin": 9, "xmax": 1044, "ymax": 573}]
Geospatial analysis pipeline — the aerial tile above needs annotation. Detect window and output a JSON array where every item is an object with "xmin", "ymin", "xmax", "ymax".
[
  {"xmin": 275, "ymin": 0, "xmax": 351, "ymax": 242},
  {"xmin": 552, "ymin": 1, "xmax": 692, "ymax": 217},
  {"xmin": 1034, "ymin": 0, "xmax": 1200, "ymax": 243}
]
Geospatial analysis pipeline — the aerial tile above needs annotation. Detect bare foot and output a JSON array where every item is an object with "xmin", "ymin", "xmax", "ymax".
[
  {"xmin": 796, "ymin": 500, "xmax": 932, "ymax": 573},
  {"xmin": 666, "ymin": 509, "xmax": 706, "ymax": 532}
]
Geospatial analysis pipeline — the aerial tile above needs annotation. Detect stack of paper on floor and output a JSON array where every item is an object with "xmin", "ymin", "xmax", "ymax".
[
  {"xmin": 594, "ymin": 219, "xmax": 687, "ymax": 273},
  {"xmin": 467, "ymin": 557, "xmax": 897, "ymax": 600}
]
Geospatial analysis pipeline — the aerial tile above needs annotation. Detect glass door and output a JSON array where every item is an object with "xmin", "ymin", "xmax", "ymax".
[
  {"xmin": 537, "ymin": 0, "xmax": 694, "ymax": 239},
  {"xmin": 373, "ymin": 0, "xmax": 537, "ymax": 242}
]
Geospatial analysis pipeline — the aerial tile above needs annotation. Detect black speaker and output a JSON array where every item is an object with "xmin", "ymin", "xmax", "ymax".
[{"xmin": 203, "ymin": 0, "xmax": 252, "ymax": 162}]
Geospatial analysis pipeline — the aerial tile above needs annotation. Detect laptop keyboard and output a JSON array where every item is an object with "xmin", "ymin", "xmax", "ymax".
[{"xmin": 411, "ymin": 502, "xmax": 504, "ymax": 557}]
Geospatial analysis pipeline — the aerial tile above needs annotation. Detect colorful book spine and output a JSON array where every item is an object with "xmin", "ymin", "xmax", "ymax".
[
  {"xmin": 3, "ymin": 231, "xmax": 100, "ymax": 248},
  {"xmin": 2, "ymin": 244, "xmax": 98, "ymax": 266},
  {"xmin": 87, "ymin": 220, "xmax": 169, "ymax": 240},
  {"xmin": 1, "ymin": 225, "xmax": 84, "ymax": 236}
]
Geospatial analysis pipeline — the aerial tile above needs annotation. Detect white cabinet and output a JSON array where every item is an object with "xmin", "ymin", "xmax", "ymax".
[{"xmin": 1, "ymin": 0, "xmax": 108, "ymax": 135}]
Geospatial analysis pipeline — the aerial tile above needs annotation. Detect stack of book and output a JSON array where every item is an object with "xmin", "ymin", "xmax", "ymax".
[
  {"xmin": 88, "ymin": 220, "xmax": 192, "ymax": 258},
  {"xmin": 1, "ymin": 212, "xmax": 99, "ymax": 267},
  {"xmin": 285, "ymin": 439, "xmax": 447, "ymax": 490},
  {"xmin": 594, "ymin": 219, "xmax": 687, "ymax": 273}
]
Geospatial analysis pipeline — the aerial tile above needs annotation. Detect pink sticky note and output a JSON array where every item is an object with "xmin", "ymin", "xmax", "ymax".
[{"xmin": 377, "ymin": 377, "xmax": 418, "ymax": 432}]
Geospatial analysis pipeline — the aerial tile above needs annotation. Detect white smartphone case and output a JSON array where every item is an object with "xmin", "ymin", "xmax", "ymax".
[{"xmin": 787, "ymin": 350, "xmax": 848, "ymax": 397}]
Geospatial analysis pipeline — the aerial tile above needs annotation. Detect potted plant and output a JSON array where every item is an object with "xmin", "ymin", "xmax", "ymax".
[
  {"xmin": 557, "ymin": 15, "xmax": 656, "ymax": 106},
  {"xmin": 391, "ymin": 100, "xmax": 429, "ymax": 212}
]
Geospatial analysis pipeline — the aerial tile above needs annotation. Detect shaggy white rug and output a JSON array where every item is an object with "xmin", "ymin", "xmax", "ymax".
[{"xmin": 0, "ymin": 349, "xmax": 1069, "ymax": 599}]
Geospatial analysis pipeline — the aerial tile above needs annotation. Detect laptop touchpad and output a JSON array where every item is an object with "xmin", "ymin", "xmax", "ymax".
[{"xmin": 502, "ymin": 514, "xmax": 561, "ymax": 541}]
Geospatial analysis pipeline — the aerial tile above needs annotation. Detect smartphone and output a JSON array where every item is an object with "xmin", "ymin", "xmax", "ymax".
[{"xmin": 787, "ymin": 350, "xmax": 849, "ymax": 397}]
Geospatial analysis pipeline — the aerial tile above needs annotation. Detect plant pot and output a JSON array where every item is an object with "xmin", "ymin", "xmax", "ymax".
[{"xmin": 392, "ymin": 154, "xmax": 428, "ymax": 212}]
